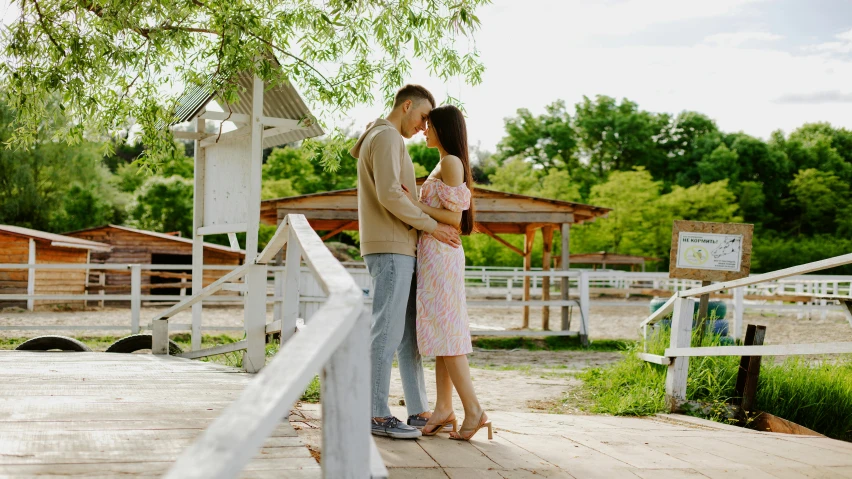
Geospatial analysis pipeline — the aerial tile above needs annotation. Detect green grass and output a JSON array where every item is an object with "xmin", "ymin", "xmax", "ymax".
[
  {"xmin": 577, "ymin": 327, "xmax": 852, "ymax": 441},
  {"xmin": 472, "ymin": 335, "xmax": 632, "ymax": 352}
]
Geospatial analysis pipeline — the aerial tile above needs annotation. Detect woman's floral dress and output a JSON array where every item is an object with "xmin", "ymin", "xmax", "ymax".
[{"xmin": 416, "ymin": 177, "xmax": 472, "ymax": 356}]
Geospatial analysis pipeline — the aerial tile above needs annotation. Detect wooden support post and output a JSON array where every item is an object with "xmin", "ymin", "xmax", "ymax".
[
  {"xmin": 130, "ymin": 264, "xmax": 141, "ymax": 334},
  {"xmin": 734, "ymin": 324, "xmax": 766, "ymax": 412},
  {"xmin": 152, "ymin": 319, "xmax": 169, "ymax": 355},
  {"xmin": 561, "ymin": 223, "xmax": 571, "ymax": 331},
  {"xmin": 26, "ymin": 239, "xmax": 35, "ymax": 311},
  {"xmin": 541, "ymin": 226, "xmax": 553, "ymax": 331},
  {"xmin": 322, "ymin": 307, "xmax": 371, "ymax": 477},
  {"xmin": 191, "ymin": 115, "xmax": 206, "ymax": 351},
  {"xmin": 665, "ymin": 297, "xmax": 694, "ymax": 411},
  {"xmin": 242, "ymin": 74, "xmax": 266, "ymax": 373},
  {"xmin": 522, "ymin": 226, "xmax": 535, "ymax": 329}
]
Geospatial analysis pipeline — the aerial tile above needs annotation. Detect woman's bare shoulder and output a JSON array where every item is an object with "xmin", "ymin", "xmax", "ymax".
[{"xmin": 439, "ymin": 155, "xmax": 464, "ymax": 186}]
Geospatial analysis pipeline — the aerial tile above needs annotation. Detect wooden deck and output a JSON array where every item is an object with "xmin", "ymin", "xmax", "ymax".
[
  {"xmin": 292, "ymin": 404, "xmax": 852, "ymax": 478},
  {"xmin": 0, "ymin": 351, "xmax": 320, "ymax": 478}
]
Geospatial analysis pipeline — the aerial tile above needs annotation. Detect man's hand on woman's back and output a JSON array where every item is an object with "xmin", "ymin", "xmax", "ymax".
[{"xmin": 432, "ymin": 223, "xmax": 462, "ymax": 248}]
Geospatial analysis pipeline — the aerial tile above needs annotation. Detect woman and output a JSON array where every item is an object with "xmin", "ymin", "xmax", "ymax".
[{"xmin": 406, "ymin": 104, "xmax": 492, "ymax": 441}]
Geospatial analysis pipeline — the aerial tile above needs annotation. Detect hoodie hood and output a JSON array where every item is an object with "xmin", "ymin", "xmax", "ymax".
[{"xmin": 350, "ymin": 118, "xmax": 397, "ymax": 159}]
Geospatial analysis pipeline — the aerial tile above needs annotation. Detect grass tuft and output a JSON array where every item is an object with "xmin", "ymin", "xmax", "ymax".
[{"xmin": 578, "ymin": 326, "xmax": 852, "ymax": 441}]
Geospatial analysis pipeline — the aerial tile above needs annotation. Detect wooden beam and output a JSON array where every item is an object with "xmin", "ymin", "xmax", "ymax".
[
  {"xmin": 197, "ymin": 223, "xmax": 248, "ymax": 236},
  {"xmin": 522, "ymin": 226, "xmax": 535, "ymax": 329},
  {"xmin": 260, "ymin": 116, "xmax": 302, "ymax": 130},
  {"xmin": 172, "ymin": 130, "xmax": 207, "ymax": 141},
  {"xmin": 321, "ymin": 221, "xmax": 358, "ymax": 241},
  {"xmin": 199, "ymin": 125, "xmax": 251, "ymax": 148},
  {"xmin": 199, "ymin": 111, "xmax": 251, "ymax": 123},
  {"xmin": 541, "ymin": 226, "xmax": 554, "ymax": 331},
  {"xmin": 475, "ymin": 223, "xmax": 524, "ymax": 256}
]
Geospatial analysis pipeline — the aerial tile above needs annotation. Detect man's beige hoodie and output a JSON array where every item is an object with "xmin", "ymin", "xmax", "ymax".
[{"xmin": 351, "ymin": 119, "xmax": 438, "ymax": 257}]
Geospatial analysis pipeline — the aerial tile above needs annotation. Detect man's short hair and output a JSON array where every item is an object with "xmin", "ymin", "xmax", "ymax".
[{"xmin": 393, "ymin": 84, "xmax": 436, "ymax": 110}]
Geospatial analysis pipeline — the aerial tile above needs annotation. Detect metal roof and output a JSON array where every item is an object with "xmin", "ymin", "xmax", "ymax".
[
  {"xmin": 64, "ymin": 225, "xmax": 245, "ymax": 256},
  {"xmin": 164, "ymin": 66, "xmax": 324, "ymax": 148},
  {"xmin": 0, "ymin": 225, "xmax": 112, "ymax": 252}
]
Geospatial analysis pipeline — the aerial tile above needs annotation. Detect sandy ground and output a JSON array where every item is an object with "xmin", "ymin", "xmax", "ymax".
[{"xmin": 3, "ymin": 300, "xmax": 851, "ymax": 345}]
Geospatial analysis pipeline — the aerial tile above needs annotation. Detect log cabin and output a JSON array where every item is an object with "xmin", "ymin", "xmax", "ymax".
[
  {"xmin": 0, "ymin": 225, "xmax": 112, "ymax": 310},
  {"xmin": 65, "ymin": 225, "xmax": 244, "ymax": 297}
]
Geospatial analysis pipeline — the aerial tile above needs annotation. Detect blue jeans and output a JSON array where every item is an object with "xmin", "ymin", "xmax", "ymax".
[{"xmin": 364, "ymin": 253, "xmax": 428, "ymax": 418}]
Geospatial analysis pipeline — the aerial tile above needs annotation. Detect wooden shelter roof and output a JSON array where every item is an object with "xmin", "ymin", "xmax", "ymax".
[
  {"xmin": 163, "ymin": 57, "xmax": 324, "ymax": 149},
  {"xmin": 64, "ymin": 225, "xmax": 245, "ymax": 256},
  {"xmin": 569, "ymin": 251, "xmax": 662, "ymax": 265},
  {"xmin": 260, "ymin": 179, "xmax": 611, "ymax": 235},
  {"xmin": 0, "ymin": 225, "xmax": 112, "ymax": 252}
]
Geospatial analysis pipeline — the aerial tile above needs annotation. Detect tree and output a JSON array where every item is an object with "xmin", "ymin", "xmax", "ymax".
[
  {"xmin": 658, "ymin": 111, "xmax": 720, "ymax": 186},
  {"xmin": 2, "ymin": 0, "xmax": 488, "ymax": 169},
  {"xmin": 573, "ymin": 95, "xmax": 668, "ymax": 178},
  {"xmin": 697, "ymin": 144, "xmax": 739, "ymax": 184},
  {"xmin": 574, "ymin": 168, "xmax": 661, "ymax": 255},
  {"xmin": 497, "ymin": 100, "xmax": 578, "ymax": 171},
  {"xmin": 126, "ymin": 176, "xmax": 194, "ymax": 236},
  {"xmin": 408, "ymin": 141, "xmax": 440, "ymax": 174},
  {"xmin": 486, "ymin": 158, "xmax": 542, "ymax": 196},
  {"xmin": 788, "ymin": 169, "xmax": 850, "ymax": 235}
]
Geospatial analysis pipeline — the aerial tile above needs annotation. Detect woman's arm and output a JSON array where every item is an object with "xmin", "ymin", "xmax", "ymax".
[{"xmin": 416, "ymin": 201, "xmax": 462, "ymax": 227}]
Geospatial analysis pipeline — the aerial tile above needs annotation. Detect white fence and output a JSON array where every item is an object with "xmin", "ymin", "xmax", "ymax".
[
  {"xmin": 636, "ymin": 253, "xmax": 852, "ymax": 411},
  {"xmin": 4, "ymin": 263, "xmax": 852, "ymax": 340}
]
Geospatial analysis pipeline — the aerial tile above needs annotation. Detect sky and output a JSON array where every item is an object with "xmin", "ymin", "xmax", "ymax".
[{"xmin": 3, "ymin": 0, "xmax": 852, "ymax": 152}]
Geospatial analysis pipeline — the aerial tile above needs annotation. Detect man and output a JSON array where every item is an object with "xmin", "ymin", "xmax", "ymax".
[{"xmin": 350, "ymin": 84, "xmax": 461, "ymax": 439}]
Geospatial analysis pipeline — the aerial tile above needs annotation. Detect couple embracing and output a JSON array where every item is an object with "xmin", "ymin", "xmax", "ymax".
[{"xmin": 350, "ymin": 84, "xmax": 491, "ymax": 441}]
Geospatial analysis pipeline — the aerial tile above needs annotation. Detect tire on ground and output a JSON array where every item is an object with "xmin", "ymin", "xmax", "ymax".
[
  {"xmin": 15, "ymin": 335, "xmax": 92, "ymax": 352},
  {"xmin": 105, "ymin": 334, "xmax": 183, "ymax": 355}
]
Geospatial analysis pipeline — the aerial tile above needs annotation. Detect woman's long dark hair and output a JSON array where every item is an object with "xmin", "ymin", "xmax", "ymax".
[{"xmin": 429, "ymin": 105, "xmax": 476, "ymax": 235}]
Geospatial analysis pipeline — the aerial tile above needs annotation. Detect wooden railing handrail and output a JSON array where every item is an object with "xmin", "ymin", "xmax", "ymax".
[
  {"xmin": 678, "ymin": 253, "xmax": 852, "ymax": 298},
  {"xmin": 164, "ymin": 214, "xmax": 383, "ymax": 478}
]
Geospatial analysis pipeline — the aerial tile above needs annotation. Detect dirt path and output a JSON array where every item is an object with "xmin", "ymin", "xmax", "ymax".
[{"xmin": 3, "ymin": 301, "xmax": 851, "ymax": 345}]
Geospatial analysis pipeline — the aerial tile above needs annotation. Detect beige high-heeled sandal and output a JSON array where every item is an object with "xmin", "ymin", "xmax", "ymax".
[
  {"xmin": 448, "ymin": 412, "xmax": 492, "ymax": 441},
  {"xmin": 422, "ymin": 414, "xmax": 458, "ymax": 436}
]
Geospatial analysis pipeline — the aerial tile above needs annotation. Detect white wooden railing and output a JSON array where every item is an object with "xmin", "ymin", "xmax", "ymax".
[
  {"xmin": 636, "ymin": 253, "xmax": 852, "ymax": 411},
  {"xmin": 148, "ymin": 214, "xmax": 385, "ymax": 478}
]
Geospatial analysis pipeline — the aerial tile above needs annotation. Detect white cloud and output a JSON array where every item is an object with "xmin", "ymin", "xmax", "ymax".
[
  {"xmin": 808, "ymin": 28, "xmax": 852, "ymax": 54},
  {"xmin": 703, "ymin": 32, "xmax": 784, "ymax": 48}
]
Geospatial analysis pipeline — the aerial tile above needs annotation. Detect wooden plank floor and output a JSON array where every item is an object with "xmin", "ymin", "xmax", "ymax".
[
  {"xmin": 0, "ymin": 351, "xmax": 321, "ymax": 478},
  {"xmin": 292, "ymin": 403, "xmax": 852, "ymax": 479}
]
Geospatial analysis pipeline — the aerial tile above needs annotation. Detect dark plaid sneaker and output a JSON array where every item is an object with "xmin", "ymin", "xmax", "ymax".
[
  {"xmin": 371, "ymin": 416, "xmax": 422, "ymax": 439},
  {"xmin": 407, "ymin": 414, "xmax": 453, "ymax": 431}
]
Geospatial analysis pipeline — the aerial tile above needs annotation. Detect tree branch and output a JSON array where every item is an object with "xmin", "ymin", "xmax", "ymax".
[{"xmin": 32, "ymin": 0, "xmax": 65, "ymax": 56}]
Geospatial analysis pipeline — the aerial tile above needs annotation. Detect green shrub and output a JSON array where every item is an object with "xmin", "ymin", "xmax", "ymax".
[{"xmin": 579, "ymin": 328, "xmax": 852, "ymax": 441}]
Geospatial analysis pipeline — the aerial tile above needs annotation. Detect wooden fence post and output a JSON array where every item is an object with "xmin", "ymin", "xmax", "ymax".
[
  {"xmin": 561, "ymin": 223, "xmax": 571, "ymax": 331},
  {"xmin": 665, "ymin": 297, "xmax": 694, "ymax": 411},
  {"xmin": 579, "ymin": 270, "xmax": 590, "ymax": 346},
  {"xmin": 734, "ymin": 324, "xmax": 766, "ymax": 412},
  {"xmin": 733, "ymin": 287, "xmax": 744, "ymax": 341},
  {"xmin": 281, "ymin": 225, "xmax": 302, "ymax": 344},
  {"xmin": 321, "ymin": 306, "xmax": 371, "ymax": 478},
  {"xmin": 152, "ymin": 319, "xmax": 169, "ymax": 355},
  {"xmin": 242, "ymin": 264, "xmax": 267, "ymax": 373},
  {"xmin": 131, "ymin": 264, "xmax": 141, "ymax": 334},
  {"xmin": 541, "ymin": 226, "xmax": 553, "ymax": 331}
]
